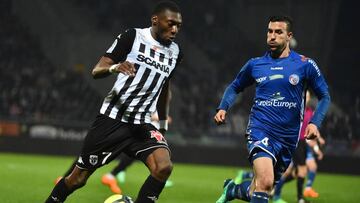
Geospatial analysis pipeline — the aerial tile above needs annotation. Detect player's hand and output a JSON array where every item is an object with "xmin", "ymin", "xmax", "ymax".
[
  {"xmin": 316, "ymin": 149, "xmax": 324, "ymax": 160},
  {"xmin": 318, "ymin": 136, "xmax": 325, "ymax": 146},
  {"xmin": 214, "ymin": 110, "xmax": 227, "ymax": 125},
  {"xmin": 113, "ymin": 61, "xmax": 136, "ymax": 76},
  {"xmin": 304, "ymin": 123, "xmax": 319, "ymax": 140}
]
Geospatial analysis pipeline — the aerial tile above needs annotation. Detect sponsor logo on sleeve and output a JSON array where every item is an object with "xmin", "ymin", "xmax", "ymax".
[{"xmin": 308, "ymin": 59, "xmax": 321, "ymax": 76}]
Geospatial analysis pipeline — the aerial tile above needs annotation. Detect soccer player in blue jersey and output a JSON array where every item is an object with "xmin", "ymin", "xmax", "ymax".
[{"xmin": 214, "ymin": 15, "xmax": 330, "ymax": 203}]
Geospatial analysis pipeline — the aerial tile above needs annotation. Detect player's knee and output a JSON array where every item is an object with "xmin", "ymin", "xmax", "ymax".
[
  {"xmin": 256, "ymin": 176, "xmax": 273, "ymax": 192},
  {"xmin": 65, "ymin": 176, "xmax": 88, "ymax": 190},
  {"xmin": 152, "ymin": 161, "xmax": 173, "ymax": 180},
  {"xmin": 158, "ymin": 161, "xmax": 173, "ymax": 177}
]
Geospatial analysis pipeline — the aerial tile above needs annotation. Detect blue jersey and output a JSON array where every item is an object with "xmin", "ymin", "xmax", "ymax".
[{"xmin": 218, "ymin": 51, "xmax": 330, "ymax": 147}]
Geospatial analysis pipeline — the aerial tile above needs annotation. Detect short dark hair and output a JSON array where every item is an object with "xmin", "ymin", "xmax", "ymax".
[
  {"xmin": 268, "ymin": 15, "xmax": 293, "ymax": 32},
  {"xmin": 152, "ymin": 1, "xmax": 181, "ymax": 15}
]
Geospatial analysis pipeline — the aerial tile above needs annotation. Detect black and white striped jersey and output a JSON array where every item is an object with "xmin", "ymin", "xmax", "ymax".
[{"xmin": 100, "ymin": 27, "xmax": 182, "ymax": 124}]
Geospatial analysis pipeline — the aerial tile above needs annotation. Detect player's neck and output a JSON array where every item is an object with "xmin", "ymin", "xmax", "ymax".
[
  {"xmin": 150, "ymin": 27, "xmax": 158, "ymax": 41},
  {"xmin": 150, "ymin": 27, "xmax": 170, "ymax": 47},
  {"xmin": 271, "ymin": 46, "xmax": 291, "ymax": 59}
]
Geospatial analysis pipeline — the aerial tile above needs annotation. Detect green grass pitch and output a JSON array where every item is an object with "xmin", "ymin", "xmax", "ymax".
[{"xmin": 1, "ymin": 152, "xmax": 360, "ymax": 202}]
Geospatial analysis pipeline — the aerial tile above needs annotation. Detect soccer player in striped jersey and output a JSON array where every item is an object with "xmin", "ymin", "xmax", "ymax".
[
  {"xmin": 214, "ymin": 15, "xmax": 330, "ymax": 203},
  {"xmin": 45, "ymin": 1, "xmax": 182, "ymax": 203}
]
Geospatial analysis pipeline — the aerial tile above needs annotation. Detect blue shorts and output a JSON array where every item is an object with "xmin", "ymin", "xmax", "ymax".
[{"xmin": 246, "ymin": 128, "xmax": 296, "ymax": 183}]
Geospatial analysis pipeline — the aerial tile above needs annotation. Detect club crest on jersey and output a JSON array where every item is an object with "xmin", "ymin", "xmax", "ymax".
[
  {"xmin": 289, "ymin": 74, "xmax": 299, "ymax": 85},
  {"xmin": 150, "ymin": 130, "xmax": 166, "ymax": 143},
  {"xmin": 89, "ymin": 155, "xmax": 98, "ymax": 165}
]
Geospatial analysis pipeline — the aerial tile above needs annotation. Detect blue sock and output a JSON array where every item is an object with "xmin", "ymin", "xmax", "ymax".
[
  {"xmin": 250, "ymin": 192, "xmax": 269, "ymax": 203},
  {"xmin": 273, "ymin": 174, "xmax": 294, "ymax": 200},
  {"xmin": 306, "ymin": 170, "xmax": 316, "ymax": 188},
  {"xmin": 243, "ymin": 171, "xmax": 254, "ymax": 179},
  {"xmin": 234, "ymin": 180, "xmax": 251, "ymax": 201},
  {"xmin": 273, "ymin": 177, "xmax": 284, "ymax": 200}
]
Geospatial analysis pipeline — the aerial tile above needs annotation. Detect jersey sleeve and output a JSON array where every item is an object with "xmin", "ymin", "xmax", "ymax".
[
  {"xmin": 231, "ymin": 59, "xmax": 255, "ymax": 93},
  {"xmin": 167, "ymin": 45, "xmax": 183, "ymax": 80},
  {"xmin": 306, "ymin": 59, "xmax": 331, "ymax": 127},
  {"xmin": 306, "ymin": 59, "xmax": 328, "ymax": 94},
  {"xmin": 217, "ymin": 60, "xmax": 254, "ymax": 111},
  {"xmin": 104, "ymin": 28, "xmax": 136, "ymax": 63},
  {"xmin": 176, "ymin": 47, "xmax": 184, "ymax": 66}
]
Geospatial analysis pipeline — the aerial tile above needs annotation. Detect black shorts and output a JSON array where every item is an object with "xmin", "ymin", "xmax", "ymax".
[
  {"xmin": 292, "ymin": 139, "xmax": 307, "ymax": 166},
  {"xmin": 76, "ymin": 114, "xmax": 170, "ymax": 170}
]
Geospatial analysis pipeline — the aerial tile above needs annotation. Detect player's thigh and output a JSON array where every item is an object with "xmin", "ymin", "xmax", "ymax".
[
  {"xmin": 145, "ymin": 147, "xmax": 172, "ymax": 171},
  {"xmin": 253, "ymin": 156, "xmax": 274, "ymax": 179},
  {"xmin": 78, "ymin": 115, "xmax": 131, "ymax": 169},
  {"xmin": 253, "ymin": 156, "xmax": 274, "ymax": 190}
]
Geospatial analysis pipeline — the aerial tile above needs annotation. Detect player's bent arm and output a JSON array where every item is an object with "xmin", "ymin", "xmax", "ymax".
[
  {"xmin": 214, "ymin": 83, "xmax": 242, "ymax": 125},
  {"xmin": 310, "ymin": 91, "xmax": 330, "ymax": 128},
  {"xmin": 92, "ymin": 57, "xmax": 135, "ymax": 79},
  {"xmin": 217, "ymin": 84, "xmax": 241, "ymax": 112},
  {"xmin": 92, "ymin": 56, "xmax": 116, "ymax": 79}
]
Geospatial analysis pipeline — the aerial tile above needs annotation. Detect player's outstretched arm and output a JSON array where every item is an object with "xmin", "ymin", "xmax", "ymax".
[
  {"xmin": 92, "ymin": 56, "xmax": 136, "ymax": 79},
  {"xmin": 214, "ymin": 83, "xmax": 241, "ymax": 126}
]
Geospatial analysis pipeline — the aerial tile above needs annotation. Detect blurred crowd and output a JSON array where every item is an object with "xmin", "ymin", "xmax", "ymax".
[
  {"xmin": 0, "ymin": 8, "xmax": 101, "ymax": 124},
  {"xmin": 1, "ymin": 0, "xmax": 358, "ymax": 155}
]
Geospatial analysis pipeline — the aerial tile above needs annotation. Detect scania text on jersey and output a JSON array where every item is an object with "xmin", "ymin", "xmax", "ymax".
[{"xmin": 136, "ymin": 54, "xmax": 170, "ymax": 74}]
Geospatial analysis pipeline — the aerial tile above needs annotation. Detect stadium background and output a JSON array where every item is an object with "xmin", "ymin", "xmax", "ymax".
[{"xmin": 1, "ymin": 0, "xmax": 359, "ymax": 188}]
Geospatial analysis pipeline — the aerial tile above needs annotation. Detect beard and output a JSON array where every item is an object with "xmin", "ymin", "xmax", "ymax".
[
  {"xmin": 268, "ymin": 43, "xmax": 287, "ymax": 58},
  {"xmin": 155, "ymin": 31, "xmax": 172, "ymax": 47}
]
